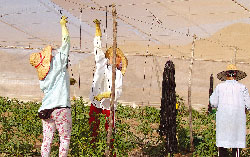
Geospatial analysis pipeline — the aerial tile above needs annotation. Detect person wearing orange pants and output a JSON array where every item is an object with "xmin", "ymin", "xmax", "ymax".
[
  {"xmin": 89, "ymin": 103, "xmax": 115, "ymax": 141},
  {"xmin": 88, "ymin": 19, "xmax": 128, "ymax": 155}
]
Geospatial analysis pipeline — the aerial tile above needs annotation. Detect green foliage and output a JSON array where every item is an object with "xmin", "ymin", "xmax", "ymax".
[
  {"xmin": 0, "ymin": 97, "xmax": 41, "ymax": 156},
  {"xmin": 192, "ymin": 109, "xmax": 217, "ymax": 156},
  {"xmin": 0, "ymin": 97, "xmax": 137, "ymax": 156},
  {"xmin": 1, "ymin": 96, "xmax": 250, "ymax": 156}
]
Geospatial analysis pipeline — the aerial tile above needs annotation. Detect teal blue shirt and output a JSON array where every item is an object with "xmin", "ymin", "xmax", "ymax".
[{"xmin": 38, "ymin": 35, "xmax": 70, "ymax": 112}]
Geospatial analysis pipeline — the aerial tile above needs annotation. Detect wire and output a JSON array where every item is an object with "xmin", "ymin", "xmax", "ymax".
[
  {"xmin": 1, "ymin": 0, "xmax": 249, "ymax": 61},
  {"xmin": 38, "ymin": 0, "xmax": 93, "ymax": 37},
  {"xmin": 231, "ymin": 0, "xmax": 250, "ymax": 14},
  {"xmin": 0, "ymin": 18, "xmax": 48, "ymax": 43},
  {"xmin": 117, "ymin": 8, "xmax": 245, "ymax": 51},
  {"xmin": 46, "ymin": 0, "xmax": 249, "ymax": 52}
]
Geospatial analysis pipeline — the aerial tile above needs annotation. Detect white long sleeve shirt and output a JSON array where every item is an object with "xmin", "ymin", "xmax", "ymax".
[
  {"xmin": 89, "ymin": 36, "xmax": 123, "ymax": 110},
  {"xmin": 210, "ymin": 80, "xmax": 250, "ymax": 148}
]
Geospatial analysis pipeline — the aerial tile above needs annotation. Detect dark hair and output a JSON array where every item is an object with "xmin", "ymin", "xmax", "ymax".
[{"xmin": 226, "ymin": 70, "xmax": 237, "ymax": 77}]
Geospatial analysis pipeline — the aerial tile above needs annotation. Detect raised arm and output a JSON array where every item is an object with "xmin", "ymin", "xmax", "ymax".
[
  {"xmin": 94, "ymin": 19, "xmax": 102, "ymax": 37},
  {"xmin": 93, "ymin": 19, "xmax": 106, "ymax": 67},
  {"xmin": 92, "ymin": 19, "xmax": 110, "ymax": 101},
  {"xmin": 60, "ymin": 16, "xmax": 69, "ymax": 38},
  {"xmin": 58, "ymin": 16, "xmax": 70, "ymax": 58}
]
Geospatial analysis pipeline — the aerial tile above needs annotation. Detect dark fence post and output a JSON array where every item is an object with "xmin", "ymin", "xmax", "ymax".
[
  {"xmin": 159, "ymin": 60, "xmax": 177, "ymax": 154},
  {"xmin": 208, "ymin": 74, "xmax": 213, "ymax": 113}
]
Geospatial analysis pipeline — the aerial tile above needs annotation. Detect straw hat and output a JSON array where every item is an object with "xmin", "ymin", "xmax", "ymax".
[
  {"xmin": 105, "ymin": 47, "xmax": 128, "ymax": 75},
  {"xmin": 217, "ymin": 64, "xmax": 247, "ymax": 81},
  {"xmin": 30, "ymin": 46, "xmax": 52, "ymax": 80}
]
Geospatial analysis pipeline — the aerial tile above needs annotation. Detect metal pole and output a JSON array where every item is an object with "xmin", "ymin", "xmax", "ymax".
[
  {"xmin": 106, "ymin": 4, "xmax": 117, "ymax": 157},
  {"xmin": 188, "ymin": 34, "xmax": 196, "ymax": 152},
  {"xmin": 80, "ymin": 8, "xmax": 82, "ymax": 50}
]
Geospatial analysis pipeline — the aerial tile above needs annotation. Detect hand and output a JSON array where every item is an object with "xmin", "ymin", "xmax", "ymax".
[
  {"xmin": 93, "ymin": 19, "xmax": 100, "ymax": 25},
  {"xmin": 60, "ymin": 16, "xmax": 68, "ymax": 26},
  {"xmin": 94, "ymin": 92, "xmax": 111, "ymax": 101},
  {"xmin": 94, "ymin": 94, "xmax": 103, "ymax": 101},
  {"xmin": 93, "ymin": 19, "xmax": 101, "ymax": 37}
]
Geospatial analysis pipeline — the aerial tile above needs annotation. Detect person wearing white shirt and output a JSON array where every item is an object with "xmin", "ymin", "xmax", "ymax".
[
  {"xmin": 88, "ymin": 19, "xmax": 128, "ymax": 149},
  {"xmin": 210, "ymin": 64, "xmax": 250, "ymax": 157}
]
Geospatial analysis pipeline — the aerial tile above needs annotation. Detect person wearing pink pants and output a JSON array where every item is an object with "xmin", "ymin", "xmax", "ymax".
[
  {"xmin": 29, "ymin": 16, "xmax": 72, "ymax": 156},
  {"xmin": 41, "ymin": 108, "xmax": 72, "ymax": 157}
]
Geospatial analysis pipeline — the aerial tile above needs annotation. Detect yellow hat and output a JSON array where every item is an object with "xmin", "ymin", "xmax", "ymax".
[
  {"xmin": 105, "ymin": 47, "xmax": 128, "ymax": 75},
  {"xmin": 217, "ymin": 64, "xmax": 247, "ymax": 81},
  {"xmin": 30, "ymin": 46, "xmax": 52, "ymax": 80}
]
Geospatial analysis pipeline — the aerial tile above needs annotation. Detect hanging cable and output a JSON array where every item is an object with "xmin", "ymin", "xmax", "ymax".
[
  {"xmin": 0, "ymin": 18, "xmax": 48, "ymax": 43},
  {"xmin": 50, "ymin": 0, "xmax": 248, "ymax": 52},
  {"xmin": 231, "ymin": 0, "xmax": 250, "ymax": 14}
]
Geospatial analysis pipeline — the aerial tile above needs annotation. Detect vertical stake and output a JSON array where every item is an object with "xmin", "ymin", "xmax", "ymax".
[
  {"xmin": 208, "ymin": 74, "xmax": 213, "ymax": 113},
  {"xmin": 106, "ymin": 4, "xmax": 117, "ymax": 157},
  {"xmin": 234, "ymin": 47, "xmax": 237, "ymax": 65},
  {"xmin": 106, "ymin": 6, "xmax": 108, "ymax": 49},
  {"xmin": 188, "ymin": 34, "xmax": 196, "ymax": 152},
  {"xmin": 80, "ymin": 8, "xmax": 82, "ymax": 50}
]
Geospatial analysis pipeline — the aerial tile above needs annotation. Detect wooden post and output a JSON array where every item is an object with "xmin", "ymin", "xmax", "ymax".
[
  {"xmin": 234, "ymin": 47, "xmax": 237, "ymax": 65},
  {"xmin": 106, "ymin": 6, "xmax": 108, "ymax": 49},
  {"xmin": 188, "ymin": 34, "xmax": 196, "ymax": 152},
  {"xmin": 208, "ymin": 74, "xmax": 213, "ymax": 113},
  {"xmin": 106, "ymin": 4, "xmax": 117, "ymax": 157}
]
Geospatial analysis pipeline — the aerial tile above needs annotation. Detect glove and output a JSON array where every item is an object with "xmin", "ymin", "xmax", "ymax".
[
  {"xmin": 60, "ymin": 16, "xmax": 69, "ymax": 36},
  {"xmin": 94, "ymin": 92, "xmax": 111, "ymax": 101},
  {"xmin": 60, "ymin": 16, "xmax": 68, "ymax": 26},
  {"xmin": 93, "ymin": 19, "xmax": 102, "ymax": 37}
]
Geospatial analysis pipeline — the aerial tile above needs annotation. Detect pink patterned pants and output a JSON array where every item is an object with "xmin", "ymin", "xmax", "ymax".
[{"xmin": 41, "ymin": 108, "xmax": 72, "ymax": 157}]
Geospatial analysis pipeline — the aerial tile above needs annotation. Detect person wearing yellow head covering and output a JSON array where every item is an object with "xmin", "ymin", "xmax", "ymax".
[
  {"xmin": 30, "ymin": 16, "xmax": 72, "ymax": 156},
  {"xmin": 210, "ymin": 64, "xmax": 250, "ymax": 157},
  {"xmin": 89, "ymin": 19, "xmax": 128, "ymax": 148}
]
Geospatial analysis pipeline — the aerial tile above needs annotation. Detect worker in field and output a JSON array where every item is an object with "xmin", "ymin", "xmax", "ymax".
[
  {"xmin": 88, "ymin": 19, "xmax": 128, "ymax": 155},
  {"xmin": 210, "ymin": 64, "xmax": 250, "ymax": 157},
  {"xmin": 29, "ymin": 16, "xmax": 72, "ymax": 157}
]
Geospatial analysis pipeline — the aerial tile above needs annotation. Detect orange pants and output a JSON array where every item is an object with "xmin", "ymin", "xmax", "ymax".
[
  {"xmin": 89, "ymin": 104, "xmax": 115, "ymax": 137},
  {"xmin": 89, "ymin": 104, "xmax": 116, "ymax": 156}
]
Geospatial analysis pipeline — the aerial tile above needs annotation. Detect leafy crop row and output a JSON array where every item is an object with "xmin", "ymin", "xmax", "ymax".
[{"xmin": 0, "ymin": 96, "xmax": 250, "ymax": 156}]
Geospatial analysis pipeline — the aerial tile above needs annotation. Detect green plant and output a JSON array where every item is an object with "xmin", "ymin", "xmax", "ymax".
[{"xmin": 1, "ymin": 96, "xmax": 250, "ymax": 156}]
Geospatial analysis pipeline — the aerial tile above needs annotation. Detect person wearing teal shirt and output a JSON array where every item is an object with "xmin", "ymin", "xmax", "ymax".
[{"xmin": 29, "ymin": 16, "xmax": 72, "ymax": 157}]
